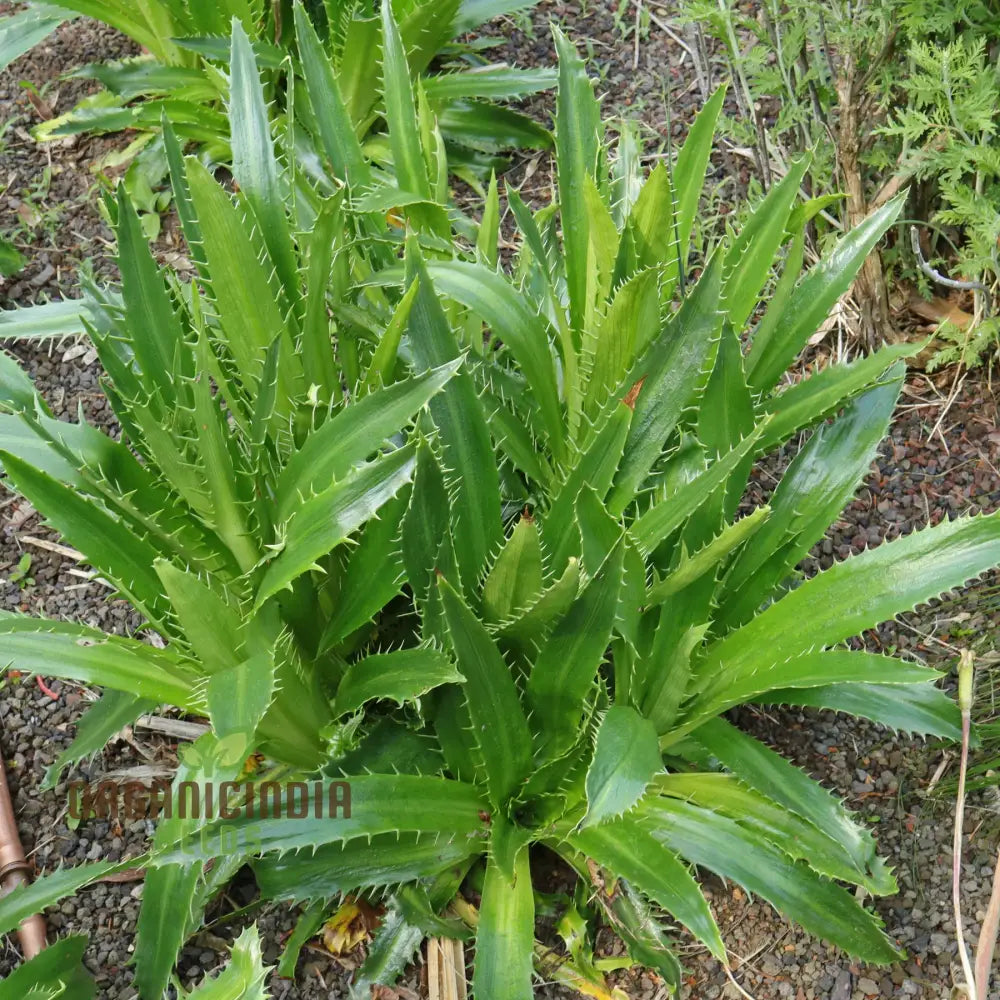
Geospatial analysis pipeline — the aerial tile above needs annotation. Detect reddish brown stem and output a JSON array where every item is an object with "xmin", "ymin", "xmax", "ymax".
[
  {"xmin": 0, "ymin": 754, "xmax": 46, "ymax": 959},
  {"xmin": 975, "ymin": 846, "xmax": 1000, "ymax": 998}
]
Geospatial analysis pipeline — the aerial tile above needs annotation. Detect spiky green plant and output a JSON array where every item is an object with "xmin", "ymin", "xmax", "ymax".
[
  {"xmin": 4, "ymin": 23, "xmax": 1000, "ymax": 1000},
  {"xmin": 0, "ymin": 0, "xmax": 551, "ymax": 228},
  {"xmin": 0, "ymin": 24, "xmax": 473, "ymax": 996}
]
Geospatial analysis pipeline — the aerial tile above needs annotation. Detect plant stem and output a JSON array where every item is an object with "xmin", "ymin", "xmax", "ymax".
[
  {"xmin": 975, "ymin": 846, "xmax": 1000, "ymax": 998},
  {"xmin": 954, "ymin": 649, "xmax": 978, "ymax": 999}
]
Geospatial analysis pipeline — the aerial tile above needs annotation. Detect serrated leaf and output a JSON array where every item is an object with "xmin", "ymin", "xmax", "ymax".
[
  {"xmin": 293, "ymin": 2, "xmax": 370, "ymax": 187},
  {"xmin": 335, "ymin": 647, "xmax": 464, "ymax": 716},
  {"xmin": 255, "ymin": 833, "xmax": 476, "ymax": 902},
  {"xmin": 473, "ymin": 844, "xmax": 534, "ymax": 1000},
  {"xmin": 0, "ymin": 859, "xmax": 137, "ymax": 937},
  {"xmin": 568, "ymin": 819, "xmax": 725, "ymax": 960},
  {"xmin": 683, "ymin": 717, "xmax": 882, "ymax": 878},
  {"xmin": 657, "ymin": 772, "xmax": 895, "ymax": 895},
  {"xmin": 155, "ymin": 560, "xmax": 243, "ymax": 672},
  {"xmin": 718, "ymin": 372, "xmax": 903, "ymax": 630},
  {"xmin": 257, "ymin": 445, "xmax": 416, "ymax": 607},
  {"xmin": 319, "ymin": 491, "xmax": 408, "ymax": 651},
  {"xmin": 0, "ymin": 615, "xmax": 199, "ymax": 707},
  {"xmin": 497, "ymin": 557, "xmax": 580, "ymax": 643},
  {"xmin": 640, "ymin": 794, "xmax": 899, "ymax": 963},
  {"xmin": 756, "ymin": 341, "xmax": 922, "ymax": 454},
  {"xmin": 482, "ymin": 515, "xmax": 544, "ymax": 623},
  {"xmin": 439, "ymin": 576, "xmax": 531, "ymax": 807},
  {"xmin": 0, "ymin": 451, "xmax": 171, "ymax": 624},
  {"xmin": 746, "ymin": 195, "xmax": 905, "ymax": 392},
  {"xmin": 44, "ymin": 690, "xmax": 156, "ymax": 790},
  {"xmin": 0, "ymin": 935, "xmax": 93, "ymax": 1000},
  {"xmin": 698, "ymin": 510, "xmax": 1000, "ymax": 688},
  {"xmin": 206, "ymin": 651, "xmax": 277, "ymax": 746},
  {"xmin": 527, "ymin": 543, "xmax": 624, "ymax": 759},
  {"xmin": 756, "ymin": 681, "xmax": 962, "ymax": 739},
  {"xmin": 606, "ymin": 252, "xmax": 723, "ymax": 514},
  {"xmin": 402, "ymin": 438, "xmax": 451, "ymax": 605},
  {"xmin": 276, "ymin": 359, "xmax": 459, "ymax": 519},
  {"xmin": 152, "ymin": 774, "xmax": 488, "ymax": 865},
  {"xmin": 404, "ymin": 244, "xmax": 502, "ymax": 585},
  {"xmin": 424, "ymin": 261, "xmax": 565, "ymax": 461},
  {"xmin": 722, "ymin": 156, "xmax": 810, "ymax": 329},
  {"xmin": 185, "ymin": 925, "xmax": 271, "ymax": 1000},
  {"xmin": 582, "ymin": 705, "xmax": 661, "ymax": 828}
]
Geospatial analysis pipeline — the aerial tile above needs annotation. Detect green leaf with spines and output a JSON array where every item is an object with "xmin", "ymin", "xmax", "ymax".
[
  {"xmin": 254, "ymin": 833, "xmax": 477, "ymax": 902},
  {"xmin": 474, "ymin": 844, "xmax": 534, "ymax": 1000},
  {"xmin": 0, "ymin": 451, "xmax": 172, "ymax": 625},
  {"xmin": 656, "ymin": 773, "xmax": 895, "ymax": 895},
  {"xmin": 717, "ymin": 372, "xmax": 904, "ymax": 632},
  {"xmin": 184, "ymin": 925, "xmax": 271, "ymax": 1000},
  {"xmin": 0, "ymin": 935, "xmax": 94, "ymax": 1000},
  {"xmin": 745, "ymin": 195, "xmax": 906, "ymax": 392},
  {"xmin": 275, "ymin": 359, "xmax": 460, "ymax": 519},
  {"xmin": 696, "ymin": 510, "xmax": 1000, "ymax": 691},
  {"xmin": 439, "ymin": 575, "xmax": 532, "ymax": 807},
  {"xmin": 722, "ymin": 156, "xmax": 811, "ymax": 329},
  {"xmin": 527, "ymin": 542, "xmax": 624, "ymax": 760},
  {"xmin": 755, "ymin": 341, "xmax": 921, "ymax": 455},
  {"xmin": 44, "ymin": 690, "xmax": 156, "ymax": 790},
  {"xmin": 335, "ymin": 647, "xmax": 464, "ymax": 716},
  {"xmin": 229, "ymin": 17, "xmax": 300, "ymax": 317},
  {"xmin": 152, "ymin": 774, "xmax": 488, "ymax": 865},
  {"xmin": 0, "ymin": 614, "xmax": 199, "ymax": 708},
  {"xmin": 582, "ymin": 705, "xmax": 661, "ymax": 828},
  {"xmin": 482, "ymin": 514, "xmax": 544, "ymax": 623},
  {"xmin": 318, "ymin": 491, "xmax": 408, "ymax": 652},
  {"xmin": 639, "ymin": 795, "xmax": 900, "ymax": 963},
  {"xmin": 646, "ymin": 506, "xmax": 770, "ymax": 606},
  {"xmin": 755, "ymin": 681, "xmax": 962, "ymax": 739},
  {"xmin": 567, "ymin": 819, "xmax": 725, "ymax": 960},
  {"xmin": 605, "ymin": 251, "xmax": 724, "ymax": 515},
  {"xmin": 542, "ymin": 401, "xmax": 632, "ymax": 574},
  {"xmin": 683, "ymin": 717, "xmax": 886, "ymax": 880},
  {"xmin": 293, "ymin": 1, "xmax": 371, "ymax": 188},
  {"xmin": 403, "ymin": 243, "xmax": 502, "ymax": 586},
  {"xmin": 257, "ymin": 444, "xmax": 416, "ymax": 607},
  {"xmin": 496, "ymin": 557, "xmax": 580, "ymax": 643}
]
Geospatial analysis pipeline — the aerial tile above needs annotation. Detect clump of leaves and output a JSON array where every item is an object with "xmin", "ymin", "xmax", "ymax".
[
  {"xmin": 0, "ymin": 0, "xmax": 552, "ymax": 219},
  {"xmin": 0, "ymin": 24, "xmax": 469, "ymax": 997},
  {"xmin": 4, "ymin": 23, "xmax": 1000, "ymax": 1000}
]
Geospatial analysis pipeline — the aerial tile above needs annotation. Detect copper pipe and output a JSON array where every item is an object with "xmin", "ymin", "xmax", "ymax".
[{"xmin": 0, "ymin": 754, "xmax": 46, "ymax": 959}]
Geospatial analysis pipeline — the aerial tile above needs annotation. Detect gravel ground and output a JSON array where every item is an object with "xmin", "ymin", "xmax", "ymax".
[{"xmin": 2, "ymin": 4, "xmax": 1000, "ymax": 998}]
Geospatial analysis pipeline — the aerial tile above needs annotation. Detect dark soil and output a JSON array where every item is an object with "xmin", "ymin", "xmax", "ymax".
[{"xmin": 1, "ymin": 4, "xmax": 1000, "ymax": 999}]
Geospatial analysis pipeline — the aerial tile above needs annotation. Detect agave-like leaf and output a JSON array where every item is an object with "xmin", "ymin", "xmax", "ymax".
[
  {"xmin": 746, "ymin": 195, "xmax": 906, "ymax": 392},
  {"xmin": 184, "ymin": 925, "xmax": 271, "ymax": 1000},
  {"xmin": 439, "ymin": 576, "xmax": 532, "ymax": 807},
  {"xmin": 638, "ymin": 795, "xmax": 900, "ymax": 963},
  {"xmin": 696, "ymin": 510, "xmax": 1000, "ymax": 691},
  {"xmin": 151, "ymin": 774, "xmax": 488, "ymax": 865},
  {"xmin": 581, "ymin": 705, "xmax": 661, "ymax": 828},
  {"xmin": 257, "ymin": 445, "xmax": 417, "ymax": 606},
  {"xmin": 335, "ymin": 648, "xmax": 464, "ymax": 716},
  {"xmin": 473, "ymin": 846, "xmax": 535, "ymax": 1000},
  {"xmin": 566, "ymin": 820, "xmax": 726, "ymax": 960},
  {"xmin": 0, "ymin": 934, "xmax": 94, "ymax": 1000},
  {"xmin": 0, "ymin": 615, "xmax": 200, "ymax": 708}
]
